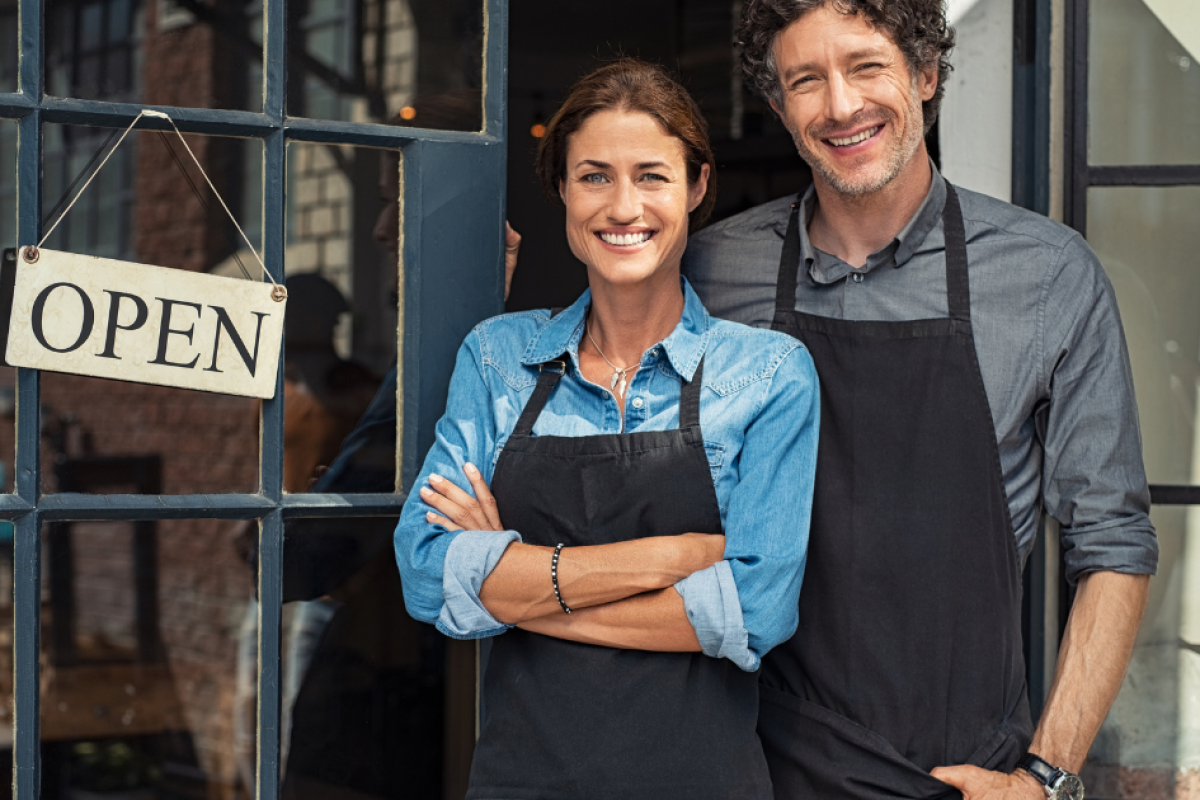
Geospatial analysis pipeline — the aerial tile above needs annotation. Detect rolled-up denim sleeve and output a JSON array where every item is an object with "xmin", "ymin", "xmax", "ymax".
[
  {"xmin": 675, "ymin": 561, "xmax": 752, "ymax": 669},
  {"xmin": 438, "ymin": 530, "xmax": 521, "ymax": 638},
  {"xmin": 395, "ymin": 331, "xmax": 516, "ymax": 638},
  {"xmin": 1041, "ymin": 235, "xmax": 1158, "ymax": 584},
  {"xmin": 678, "ymin": 342, "xmax": 819, "ymax": 672}
]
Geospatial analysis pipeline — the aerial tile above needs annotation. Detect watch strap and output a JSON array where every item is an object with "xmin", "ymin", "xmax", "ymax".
[{"xmin": 1018, "ymin": 753, "xmax": 1065, "ymax": 791}]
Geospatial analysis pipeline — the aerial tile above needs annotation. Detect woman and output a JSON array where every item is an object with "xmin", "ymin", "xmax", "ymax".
[{"xmin": 394, "ymin": 58, "xmax": 819, "ymax": 799}]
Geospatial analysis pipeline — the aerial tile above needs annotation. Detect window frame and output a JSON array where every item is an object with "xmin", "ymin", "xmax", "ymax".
[
  {"xmin": 1062, "ymin": 0, "xmax": 1200, "ymax": 506},
  {"xmin": 0, "ymin": 0, "xmax": 509, "ymax": 796}
]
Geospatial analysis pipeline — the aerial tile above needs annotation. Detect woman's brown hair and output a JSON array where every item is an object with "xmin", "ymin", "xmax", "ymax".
[{"xmin": 536, "ymin": 58, "xmax": 718, "ymax": 229}]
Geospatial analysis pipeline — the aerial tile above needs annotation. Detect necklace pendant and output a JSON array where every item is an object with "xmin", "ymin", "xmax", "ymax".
[
  {"xmin": 610, "ymin": 372, "xmax": 620, "ymax": 391},
  {"xmin": 617, "ymin": 374, "xmax": 628, "ymax": 397}
]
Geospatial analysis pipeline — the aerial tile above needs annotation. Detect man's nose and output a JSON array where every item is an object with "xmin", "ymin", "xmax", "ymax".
[{"xmin": 824, "ymin": 72, "xmax": 864, "ymax": 124}]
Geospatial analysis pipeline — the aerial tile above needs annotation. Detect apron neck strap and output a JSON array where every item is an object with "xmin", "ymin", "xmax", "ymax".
[
  {"xmin": 774, "ymin": 200, "xmax": 804, "ymax": 316},
  {"xmin": 941, "ymin": 183, "xmax": 971, "ymax": 323},
  {"xmin": 512, "ymin": 359, "xmax": 567, "ymax": 437},
  {"xmin": 679, "ymin": 356, "xmax": 704, "ymax": 430},
  {"xmin": 774, "ymin": 182, "xmax": 972, "ymax": 323}
]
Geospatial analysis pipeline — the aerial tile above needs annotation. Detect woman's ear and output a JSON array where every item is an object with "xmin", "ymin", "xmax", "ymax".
[
  {"xmin": 687, "ymin": 163, "xmax": 711, "ymax": 213},
  {"xmin": 558, "ymin": 178, "xmax": 567, "ymax": 205}
]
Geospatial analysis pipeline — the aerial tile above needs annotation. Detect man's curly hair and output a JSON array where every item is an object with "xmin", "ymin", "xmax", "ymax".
[{"xmin": 739, "ymin": 0, "xmax": 955, "ymax": 133}]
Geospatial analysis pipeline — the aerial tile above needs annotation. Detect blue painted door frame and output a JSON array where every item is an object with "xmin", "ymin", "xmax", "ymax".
[{"xmin": 0, "ymin": 0, "xmax": 508, "ymax": 796}]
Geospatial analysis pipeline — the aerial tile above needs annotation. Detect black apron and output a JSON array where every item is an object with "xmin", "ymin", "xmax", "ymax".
[
  {"xmin": 760, "ymin": 185, "xmax": 1033, "ymax": 799},
  {"xmin": 470, "ymin": 356, "xmax": 772, "ymax": 800}
]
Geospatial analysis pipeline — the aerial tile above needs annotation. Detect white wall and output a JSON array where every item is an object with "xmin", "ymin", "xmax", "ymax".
[{"xmin": 939, "ymin": 0, "xmax": 1013, "ymax": 202}]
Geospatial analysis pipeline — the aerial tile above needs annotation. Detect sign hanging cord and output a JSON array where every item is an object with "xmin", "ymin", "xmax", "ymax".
[{"xmin": 35, "ymin": 109, "xmax": 281, "ymax": 292}]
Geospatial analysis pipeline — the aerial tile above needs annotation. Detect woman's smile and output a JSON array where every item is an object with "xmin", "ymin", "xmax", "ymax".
[{"xmin": 595, "ymin": 227, "xmax": 658, "ymax": 250}]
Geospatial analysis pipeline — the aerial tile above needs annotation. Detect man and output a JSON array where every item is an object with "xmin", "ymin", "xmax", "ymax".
[{"xmin": 683, "ymin": 1, "xmax": 1157, "ymax": 798}]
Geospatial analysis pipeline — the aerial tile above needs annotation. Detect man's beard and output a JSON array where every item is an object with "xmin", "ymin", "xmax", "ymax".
[{"xmin": 790, "ymin": 91, "xmax": 926, "ymax": 197}]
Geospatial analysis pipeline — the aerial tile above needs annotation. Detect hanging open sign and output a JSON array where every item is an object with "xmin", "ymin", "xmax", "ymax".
[
  {"xmin": 6, "ymin": 247, "xmax": 285, "ymax": 398},
  {"xmin": 3, "ymin": 110, "xmax": 286, "ymax": 399}
]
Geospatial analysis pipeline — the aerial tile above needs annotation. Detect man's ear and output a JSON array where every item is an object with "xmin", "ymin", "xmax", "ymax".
[
  {"xmin": 919, "ymin": 63, "xmax": 938, "ymax": 102},
  {"xmin": 768, "ymin": 97, "xmax": 786, "ymax": 123},
  {"xmin": 687, "ymin": 163, "xmax": 711, "ymax": 213}
]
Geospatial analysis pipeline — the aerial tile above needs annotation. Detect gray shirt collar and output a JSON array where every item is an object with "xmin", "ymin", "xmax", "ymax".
[{"xmin": 783, "ymin": 162, "xmax": 948, "ymax": 286}]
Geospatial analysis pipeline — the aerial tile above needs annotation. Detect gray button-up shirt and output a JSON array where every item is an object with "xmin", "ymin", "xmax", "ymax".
[{"xmin": 684, "ymin": 167, "xmax": 1158, "ymax": 582}]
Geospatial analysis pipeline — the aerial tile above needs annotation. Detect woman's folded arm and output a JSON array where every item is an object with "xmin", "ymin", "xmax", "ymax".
[{"xmin": 395, "ymin": 331, "xmax": 725, "ymax": 639}]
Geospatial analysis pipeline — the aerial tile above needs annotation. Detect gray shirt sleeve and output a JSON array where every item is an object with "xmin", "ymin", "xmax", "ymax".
[{"xmin": 1040, "ymin": 233, "xmax": 1158, "ymax": 583}]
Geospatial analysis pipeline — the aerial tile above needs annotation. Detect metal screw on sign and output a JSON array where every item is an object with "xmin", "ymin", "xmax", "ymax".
[
  {"xmin": 271, "ymin": 286, "xmax": 287, "ymax": 302},
  {"xmin": 21, "ymin": 246, "xmax": 39, "ymax": 264}
]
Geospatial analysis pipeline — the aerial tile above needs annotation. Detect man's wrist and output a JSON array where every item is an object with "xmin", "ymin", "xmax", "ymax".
[{"xmin": 1014, "ymin": 766, "xmax": 1048, "ymax": 796}]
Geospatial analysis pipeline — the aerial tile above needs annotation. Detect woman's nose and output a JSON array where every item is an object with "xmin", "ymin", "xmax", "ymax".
[{"xmin": 608, "ymin": 178, "xmax": 642, "ymax": 223}]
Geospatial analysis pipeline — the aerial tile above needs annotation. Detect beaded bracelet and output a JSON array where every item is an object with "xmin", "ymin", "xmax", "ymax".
[{"xmin": 551, "ymin": 543, "xmax": 572, "ymax": 614}]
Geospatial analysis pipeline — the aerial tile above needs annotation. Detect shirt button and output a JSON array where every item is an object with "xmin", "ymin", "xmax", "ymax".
[
  {"xmin": 632, "ymin": 397, "xmax": 644, "ymax": 409},
  {"xmin": 852, "ymin": 272, "xmax": 864, "ymax": 283},
  {"xmin": 650, "ymin": 348, "xmax": 659, "ymax": 357}
]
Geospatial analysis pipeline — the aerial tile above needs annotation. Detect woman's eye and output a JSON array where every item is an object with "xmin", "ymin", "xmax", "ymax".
[
  {"xmin": 582, "ymin": 173, "xmax": 608, "ymax": 184},
  {"xmin": 640, "ymin": 173, "xmax": 668, "ymax": 183}
]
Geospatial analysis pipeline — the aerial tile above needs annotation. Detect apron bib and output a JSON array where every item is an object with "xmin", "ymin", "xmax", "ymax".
[
  {"xmin": 761, "ymin": 185, "xmax": 1033, "ymax": 799},
  {"xmin": 469, "ymin": 357, "xmax": 771, "ymax": 800}
]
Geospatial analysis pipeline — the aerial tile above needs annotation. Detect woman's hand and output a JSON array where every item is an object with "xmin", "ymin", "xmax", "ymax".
[{"xmin": 420, "ymin": 463, "xmax": 504, "ymax": 532}]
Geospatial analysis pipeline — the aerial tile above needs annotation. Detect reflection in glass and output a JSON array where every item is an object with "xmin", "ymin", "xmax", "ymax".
[
  {"xmin": 35, "ymin": 520, "xmax": 254, "ymax": 799},
  {"xmin": 37, "ymin": 126, "xmax": 265, "ymax": 495},
  {"xmin": 0, "ymin": 0, "xmax": 14, "ymax": 94},
  {"xmin": 278, "ymin": 519, "xmax": 474, "ymax": 799},
  {"xmin": 45, "ymin": 0, "xmax": 263, "ymax": 112},
  {"xmin": 282, "ymin": 143, "xmax": 400, "ymax": 494},
  {"xmin": 1084, "ymin": 186, "xmax": 1200, "ymax": 797},
  {"xmin": 1089, "ymin": 0, "xmax": 1200, "ymax": 166},
  {"xmin": 288, "ymin": 0, "xmax": 483, "ymax": 131}
]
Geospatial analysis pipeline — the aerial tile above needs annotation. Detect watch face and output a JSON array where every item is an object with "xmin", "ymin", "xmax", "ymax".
[{"xmin": 1052, "ymin": 775, "xmax": 1085, "ymax": 800}]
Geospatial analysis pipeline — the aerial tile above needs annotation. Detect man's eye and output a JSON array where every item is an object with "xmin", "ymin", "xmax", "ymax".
[{"xmin": 858, "ymin": 63, "xmax": 884, "ymax": 72}]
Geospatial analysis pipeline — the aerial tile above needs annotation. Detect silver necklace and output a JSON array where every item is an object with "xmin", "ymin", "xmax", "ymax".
[{"xmin": 586, "ymin": 323, "xmax": 639, "ymax": 398}]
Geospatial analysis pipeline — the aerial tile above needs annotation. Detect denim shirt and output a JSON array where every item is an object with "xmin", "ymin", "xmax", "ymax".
[{"xmin": 394, "ymin": 278, "xmax": 819, "ymax": 671}]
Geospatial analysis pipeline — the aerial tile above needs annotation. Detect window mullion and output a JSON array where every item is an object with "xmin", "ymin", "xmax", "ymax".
[
  {"xmin": 17, "ymin": 0, "xmax": 41, "ymax": 99},
  {"xmin": 256, "ymin": 510, "xmax": 284, "ymax": 800},
  {"xmin": 12, "ymin": 107, "xmax": 40, "ymax": 800}
]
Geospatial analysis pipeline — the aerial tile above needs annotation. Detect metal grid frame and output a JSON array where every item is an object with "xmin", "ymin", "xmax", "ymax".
[
  {"xmin": 0, "ymin": 0, "xmax": 509, "ymax": 795},
  {"xmin": 1063, "ymin": 0, "xmax": 1200, "ymax": 507}
]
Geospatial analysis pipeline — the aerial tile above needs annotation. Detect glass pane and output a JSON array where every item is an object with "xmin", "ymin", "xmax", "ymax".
[
  {"xmin": 1083, "ymin": 186, "xmax": 1200, "ymax": 795},
  {"xmin": 0, "ymin": 0, "xmax": 15, "ymax": 93},
  {"xmin": 283, "ymin": 143, "xmax": 400, "ymax": 493},
  {"xmin": 45, "ymin": 0, "xmax": 264, "ymax": 112},
  {"xmin": 38, "ymin": 126, "xmax": 265, "ymax": 495},
  {"xmin": 283, "ymin": 516, "xmax": 474, "ymax": 797},
  {"xmin": 287, "ymin": 0, "xmax": 483, "ymax": 131},
  {"xmin": 1090, "ymin": 186, "xmax": 1200, "ymax": 487},
  {"xmin": 39, "ymin": 519, "xmax": 255, "ymax": 798},
  {"xmin": 1089, "ymin": 0, "xmax": 1200, "ymax": 166}
]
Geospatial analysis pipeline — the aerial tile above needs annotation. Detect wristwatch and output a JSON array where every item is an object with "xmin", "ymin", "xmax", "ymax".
[{"xmin": 1017, "ymin": 753, "xmax": 1085, "ymax": 800}]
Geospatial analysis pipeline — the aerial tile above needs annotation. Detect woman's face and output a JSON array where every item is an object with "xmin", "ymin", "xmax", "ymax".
[{"xmin": 559, "ymin": 109, "xmax": 708, "ymax": 289}]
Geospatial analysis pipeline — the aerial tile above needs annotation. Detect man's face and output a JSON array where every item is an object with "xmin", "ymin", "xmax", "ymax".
[{"xmin": 768, "ymin": 5, "xmax": 937, "ymax": 197}]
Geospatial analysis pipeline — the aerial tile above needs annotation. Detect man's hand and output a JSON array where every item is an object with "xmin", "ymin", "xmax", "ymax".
[
  {"xmin": 504, "ymin": 222, "xmax": 521, "ymax": 301},
  {"xmin": 929, "ymin": 765, "xmax": 1044, "ymax": 800}
]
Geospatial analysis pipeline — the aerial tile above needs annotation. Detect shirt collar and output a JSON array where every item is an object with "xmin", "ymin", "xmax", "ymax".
[
  {"xmin": 779, "ymin": 161, "xmax": 947, "ymax": 285},
  {"xmin": 521, "ymin": 276, "xmax": 711, "ymax": 382}
]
